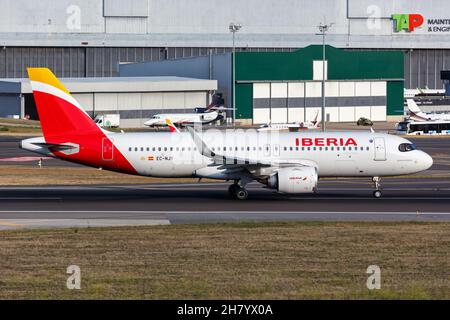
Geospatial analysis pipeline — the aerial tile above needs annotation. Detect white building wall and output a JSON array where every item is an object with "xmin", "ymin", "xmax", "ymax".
[{"xmin": 1, "ymin": 0, "xmax": 450, "ymax": 48}]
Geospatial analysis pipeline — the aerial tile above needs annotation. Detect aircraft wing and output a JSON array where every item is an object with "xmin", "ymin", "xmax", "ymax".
[{"xmin": 187, "ymin": 126, "xmax": 317, "ymax": 171}]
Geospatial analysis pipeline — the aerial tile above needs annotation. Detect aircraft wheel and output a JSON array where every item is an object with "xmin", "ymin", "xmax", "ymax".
[
  {"xmin": 232, "ymin": 187, "xmax": 249, "ymax": 200},
  {"xmin": 373, "ymin": 190, "xmax": 382, "ymax": 198}
]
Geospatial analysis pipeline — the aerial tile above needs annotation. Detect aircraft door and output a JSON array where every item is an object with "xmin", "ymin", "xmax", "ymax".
[
  {"xmin": 373, "ymin": 137, "xmax": 386, "ymax": 161},
  {"xmin": 102, "ymin": 137, "xmax": 114, "ymax": 161}
]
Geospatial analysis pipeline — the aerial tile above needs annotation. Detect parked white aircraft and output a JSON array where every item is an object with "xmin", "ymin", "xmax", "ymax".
[
  {"xmin": 144, "ymin": 100, "xmax": 232, "ymax": 127},
  {"xmin": 21, "ymin": 68, "xmax": 433, "ymax": 200},
  {"xmin": 144, "ymin": 110, "xmax": 224, "ymax": 127},
  {"xmin": 258, "ymin": 111, "xmax": 320, "ymax": 132},
  {"xmin": 407, "ymin": 99, "xmax": 450, "ymax": 122}
]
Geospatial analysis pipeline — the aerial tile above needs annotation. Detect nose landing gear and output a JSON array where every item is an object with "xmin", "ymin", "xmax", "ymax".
[{"xmin": 372, "ymin": 177, "xmax": 382, "ymax": 198}]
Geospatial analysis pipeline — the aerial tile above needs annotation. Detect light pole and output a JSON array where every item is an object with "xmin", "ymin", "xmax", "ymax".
[
  {"xmin": 317, "ymin": 22, "xmax": 333, "ymax": 132},
  {"xmin": 229, "ymin": 22, "xmax": 242, "ymax": 125}
]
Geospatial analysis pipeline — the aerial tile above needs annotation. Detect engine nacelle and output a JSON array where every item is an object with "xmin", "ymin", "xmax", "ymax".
[{"xmin": 267, "ymin": 167, "xmax": 318, "ymax": 194}]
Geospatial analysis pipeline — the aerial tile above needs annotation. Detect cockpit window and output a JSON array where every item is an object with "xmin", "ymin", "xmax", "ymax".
[{"xmin": 398, "ymin": 143, "xmax": 417, "ymax": 152}]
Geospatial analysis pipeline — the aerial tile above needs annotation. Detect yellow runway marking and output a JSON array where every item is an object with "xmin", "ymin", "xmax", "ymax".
[{"xmin": 0, "ymin": 220, "xmax": 24, "ymax": 228}]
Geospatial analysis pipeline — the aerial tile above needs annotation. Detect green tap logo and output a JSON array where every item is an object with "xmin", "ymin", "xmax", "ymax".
[{"xmin": 392, "ymin": 14, "xmax": 424, "ymax": 32}]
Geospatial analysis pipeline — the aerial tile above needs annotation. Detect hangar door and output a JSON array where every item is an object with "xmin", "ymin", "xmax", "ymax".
[{"xmin": 253, "ymin": 83, "xmax": 306, "ymax": 124}]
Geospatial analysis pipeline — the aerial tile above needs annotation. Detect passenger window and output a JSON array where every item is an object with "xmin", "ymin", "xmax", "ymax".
[
  {"xmin": 158, "ymin": 147, "xmax": 161, "ymax": 151},
  {"xmin": 128, "ymin": 147, "xmax": 132, "ymax": 151},
  {"xmin": 134, "ymin": 147, "xmax": 138, "ymax": 151},
  {"xmin": 366, "ymin": 147, "xmax": 369, "ymax": 151},
  {"xmin": 319, "ymin": 147, "xmax": 322, "ymax": 151},
  {"xmin": 284, "ymin": 147, "xmax": 287, "ymax": 151}
]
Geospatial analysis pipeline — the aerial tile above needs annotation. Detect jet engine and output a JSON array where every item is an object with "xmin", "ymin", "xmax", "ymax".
[{"xmin": 267, "ymin": 167, "xmax": 318, "ymax": 194}]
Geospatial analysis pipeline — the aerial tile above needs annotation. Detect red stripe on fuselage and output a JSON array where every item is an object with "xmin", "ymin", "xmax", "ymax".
[{"xmin": 33, "ymin": 91, "xmax": 137, "ymax": 175}]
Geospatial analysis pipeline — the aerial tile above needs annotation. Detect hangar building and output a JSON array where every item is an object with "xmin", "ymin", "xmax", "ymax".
[
  {"xmin": 0, "ymin": 77, "xmax": 217, "ymax": 127},
  {"xmin": 121, "ymin": 46, "xmax": 403, "ymax": 124},
  {"xmin": 0, "ymin": 0, "xmax": 450, "ymax": 123}
]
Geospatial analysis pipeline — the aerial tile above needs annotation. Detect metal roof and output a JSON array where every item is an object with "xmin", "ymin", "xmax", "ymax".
[{"xmin": 0, "ymin": 76, "xmax": 217, "ymax": 94}]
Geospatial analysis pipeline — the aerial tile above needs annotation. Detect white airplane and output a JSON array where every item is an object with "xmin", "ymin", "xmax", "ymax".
[
  {"xmin": 144, "ymin": 110, "xmax": 224, "ymax": 127},
  {"xmin": 258, "ymin": 111, "xmax": 320, "ymax": 132},
  {"xmin": 407, "ymin": 99, "xmax": 450, "ymax": 122},
  {"xmin": 144, "ymin": 101, "xmax": 232, "ymax": 128},
  {"xmin": 21, "ymin": 68, "xmax": 433, "ymax": 200}
]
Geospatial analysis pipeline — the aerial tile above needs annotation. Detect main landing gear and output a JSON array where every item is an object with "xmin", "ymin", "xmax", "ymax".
[
  {"xmin": 372, "ymin": 176, "xmax": 382, "ymax": 198},
  {"xmin": 228, "ymin": 181, "xmax": 249, "ymax": 200}
]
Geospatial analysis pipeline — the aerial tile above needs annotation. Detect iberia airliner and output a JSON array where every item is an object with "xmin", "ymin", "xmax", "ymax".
[{"xmin": 21, "ymin": 68, "xmax": 433, "ymax": 200}]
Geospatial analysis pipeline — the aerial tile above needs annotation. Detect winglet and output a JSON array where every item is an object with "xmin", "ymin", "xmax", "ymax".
[{"xmin": 186, "ymin": 126, "xmax": 214, "ymax": 157}]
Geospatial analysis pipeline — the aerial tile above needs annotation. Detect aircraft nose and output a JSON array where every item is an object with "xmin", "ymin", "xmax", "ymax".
[{"xmin": 419, "ymin": 151, "xmax": 433, "ymax": 171}]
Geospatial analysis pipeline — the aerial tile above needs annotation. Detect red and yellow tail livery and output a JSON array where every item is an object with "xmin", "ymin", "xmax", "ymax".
[{"xmin": 26, "ymin": 68, "xmax": 136, "ymax": 174}]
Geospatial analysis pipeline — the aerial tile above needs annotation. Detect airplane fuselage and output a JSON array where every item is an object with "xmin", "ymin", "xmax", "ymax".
[
  {"xmin": 144, "ymin": 111, "xmax": 221, "ymax": 127},
  {"xmin": 22, "ymin": 131, "xmax": 433, "ymax": 178}
]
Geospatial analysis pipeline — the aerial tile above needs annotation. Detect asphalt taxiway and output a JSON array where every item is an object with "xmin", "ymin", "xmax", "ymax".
[
  {"xmin": 0, "ymin": 135, "xmax": 449, "ymax": 229},
  {"xmin": 1, "ymin": 177, "xmax": 450, "ymax": 229}
]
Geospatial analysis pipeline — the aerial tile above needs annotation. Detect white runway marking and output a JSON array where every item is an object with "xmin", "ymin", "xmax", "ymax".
[
  {"xmin": 0, "ymin": 210, "xmax": 449, "ymax": 215},
  {"xmin": 0, "ymin": 197, "xmax": 62, "ymax": 200}
]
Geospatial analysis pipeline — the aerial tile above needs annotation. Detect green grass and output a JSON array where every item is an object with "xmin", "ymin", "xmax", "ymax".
[{"xmin": 0, "ymin": 221, "xmax": 449, "ymax": 299}]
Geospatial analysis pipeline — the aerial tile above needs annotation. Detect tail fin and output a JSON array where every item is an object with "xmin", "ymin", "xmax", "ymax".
[
  {"xmin": 27, "ymin": 68, "xmax": 98, "ymax": 139},
  {"xmin": 312, "ymin": 110, "xmax": 321, "ymax": 128},
  {"xmin": 165, "ymin": 118, "xmax": 180, "ymax": 133},
  {"xmin": 406, "ymin": 99, "xmax": 422, "ymax": 114},
  {"xmin": 406, "ymin": 99, "xmax": 429, "ymax": 121}
]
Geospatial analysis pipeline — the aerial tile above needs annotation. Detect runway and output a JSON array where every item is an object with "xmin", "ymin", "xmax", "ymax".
[
  {"xmin": 0, "ymin": 135, "xmax": 450, "ymax": 229},
  {"xmin": 0, "ymin": 178, "xmax": 450, "ymax": 229}
]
